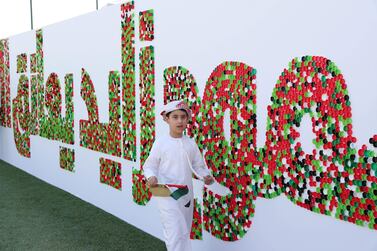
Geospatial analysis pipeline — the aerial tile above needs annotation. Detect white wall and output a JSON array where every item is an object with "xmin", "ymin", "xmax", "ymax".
[{"xmin": 1, "ymin": 1, "xmax": 377, "ymax": 250}]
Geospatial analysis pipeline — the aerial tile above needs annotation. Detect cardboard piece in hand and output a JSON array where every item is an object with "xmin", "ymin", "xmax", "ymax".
[
  {"xmin": 150, "ymin": 184, "xmax": 189, "ymax": 200},
  {"xmin": 149, "ymin": 184, "xmax": 171, "ymax": 197}
]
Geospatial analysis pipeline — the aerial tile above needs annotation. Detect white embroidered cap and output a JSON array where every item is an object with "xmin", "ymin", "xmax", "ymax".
[{"xmin": 160, "ymin": 100, "xmax": 192, "ymax": 119}]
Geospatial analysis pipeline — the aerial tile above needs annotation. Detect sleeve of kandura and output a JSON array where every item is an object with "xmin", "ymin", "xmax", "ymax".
[
  {"xmin": 190, "ymin": 139, "xmax": 211, "ymax": 179},
  {"xmin": 143, "ymin": 141, "xmax": 160, "ymax": 179}
]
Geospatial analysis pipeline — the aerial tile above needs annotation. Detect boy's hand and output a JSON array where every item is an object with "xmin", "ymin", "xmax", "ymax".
[
  {"xmin": 146, "ymin": 176, "xmax": 158, "ymax": 187},
  {"xmin": 203, "ymin": 175, "xmax": 214, "ymax": 185}
]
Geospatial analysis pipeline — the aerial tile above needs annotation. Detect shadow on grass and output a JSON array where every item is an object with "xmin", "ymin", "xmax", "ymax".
[{"xmin": 0, "ymin": 160, "xmax": 166, "ymax": 251}]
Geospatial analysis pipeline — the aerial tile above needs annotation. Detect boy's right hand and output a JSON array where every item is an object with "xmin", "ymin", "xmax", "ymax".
[{"xmin": 146, "ymin": 176, "xmax": 158, "ymax": 187}]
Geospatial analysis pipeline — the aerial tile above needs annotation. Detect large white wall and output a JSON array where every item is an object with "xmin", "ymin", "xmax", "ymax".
[{"xmin": 1, "ymin": 1, "xmax": 377, "ymax": 250}]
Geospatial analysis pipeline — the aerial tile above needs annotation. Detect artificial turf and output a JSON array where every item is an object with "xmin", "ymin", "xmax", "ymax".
[{"xmin": 0, "ymin": 159, "xmax": 166, "ymax": 251}]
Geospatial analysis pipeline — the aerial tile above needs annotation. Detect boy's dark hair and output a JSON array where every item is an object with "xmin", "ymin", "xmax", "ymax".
[{"xmin": 165, "ymin": 109, "xmax": 189, "ymax": 118}]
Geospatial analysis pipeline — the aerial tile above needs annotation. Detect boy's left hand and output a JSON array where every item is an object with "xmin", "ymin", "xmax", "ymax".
[{"xmin": 203, "ymin": 175, "xmax": 214, "ymax": 185}]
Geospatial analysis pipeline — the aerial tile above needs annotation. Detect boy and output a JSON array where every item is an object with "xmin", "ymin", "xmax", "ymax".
[{"xmin": 144, "ymin": 100, "xmax": 214, "ymax": 251}]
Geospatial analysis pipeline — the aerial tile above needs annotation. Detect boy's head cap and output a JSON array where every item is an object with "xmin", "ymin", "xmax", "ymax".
[{"xmin": 160, "ymin": 100, "xmax": 192, "ymax": 119}]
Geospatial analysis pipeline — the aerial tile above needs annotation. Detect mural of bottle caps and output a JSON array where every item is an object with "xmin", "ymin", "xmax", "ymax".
[
  {"xmin": 132, "ymin": 45, "xmax": 155, "ymax": 206},
  {"xmin": 100, "ymin": 157, "xmax": 122, "ymax": 190},
  {"xmin": 79, "ymin": 69, "xmax": 121, "ymax": 157},
  {"xmin": 190, "ymin": 198, "xmax": 203, "ymax": 240},
  {"xmin": 121, "ymin": 1, "xmax": 137, "ymax": 161},
  {"xmin": 164, "ymin": 62, "xmax": 257, "ymax": 241},
  {"xmin": 132, "ymin": 168, "xmax": 151, "ymax": 205},
  {"xmin": 12, "ymin": 74, "xmax": 31, "ymax": 157},
  {"xmin": 59, "ymin": 147, "xmax": 75, "ymax": 172},
  {"xmin": 0, "ymin": 39, "xmax": 11, "ymax": 127},
  {"xmin": 262, "ymin": 56, "xmax": 376, "ymax": 230},
  {"xmin": 139, "ymin": 46, "xmax": 155, "ymax": 167},
  {"xmin": 163, "ymin": 57, "xmax": 377, "ymax": 240},
  {"xmin": 29, "ymin": 29, "xmax": 45, "ymax": 136},
  {"xmin": 36, "ymin": 29, "xmax": 43, "ymax": 74},
  {"xmin": 16, "ymin": 53, "xmax": 27, "ymax": 73},
  {"xmin": 139, "ymin": 9, "xmax": 154, "ymax": 41},
  {"xmin": 39, "ymin": 72, "xmax": 74, "ymax": 145},
  {"xmin": 30, "ymin": 53, "xmax": 37, "ymax": 73}
]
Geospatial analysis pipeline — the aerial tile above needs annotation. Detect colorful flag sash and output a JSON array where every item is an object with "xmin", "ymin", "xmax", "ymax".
[{"xmin": 166, "ymin": 184, "xmax": 189, "ymax": 200}]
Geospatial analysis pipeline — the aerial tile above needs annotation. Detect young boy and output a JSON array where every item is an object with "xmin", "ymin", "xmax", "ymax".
[{"xmin": 144, "ymin": 100, "xmax": 214, "ymax": 251}]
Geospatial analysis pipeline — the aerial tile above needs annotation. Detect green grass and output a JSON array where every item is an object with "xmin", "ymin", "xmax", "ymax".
[{"xmin": 0, "ymin": 159, "xmax": 166, "ymax": 251}]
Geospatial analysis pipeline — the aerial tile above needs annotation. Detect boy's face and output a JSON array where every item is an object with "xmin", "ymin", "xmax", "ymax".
[{"xmin": 165, "ymin": 109, "xmax": 188, "ymax": 137}]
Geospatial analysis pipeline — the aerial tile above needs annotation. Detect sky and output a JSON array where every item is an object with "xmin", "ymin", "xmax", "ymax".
[
  {"xmin": 2, "ymin": 0, "xmax": 377, "ymax": 39},
  {"xmin": 0, "ymin": 0, "xmax": 123, "ymax": 39}
]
